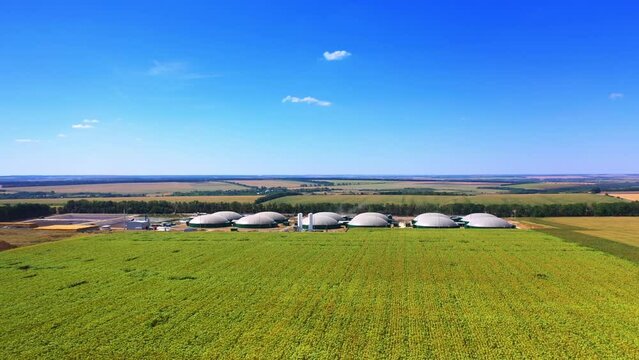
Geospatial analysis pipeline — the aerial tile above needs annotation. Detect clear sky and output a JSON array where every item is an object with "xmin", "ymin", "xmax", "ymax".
[{"xmin": 1, "ymin": 1, "xmax": 637, "ymax": 175}]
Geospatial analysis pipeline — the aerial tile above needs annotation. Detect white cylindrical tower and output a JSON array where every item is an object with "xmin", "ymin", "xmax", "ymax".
[{"xmin": 308, "ymin": 213, "xmax": 314, "ymax": 231}]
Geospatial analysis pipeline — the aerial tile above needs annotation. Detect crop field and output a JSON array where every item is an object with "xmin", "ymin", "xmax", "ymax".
[
  {"xmin": 509, "ymin": 182, "xmax": 592, "ymax": 190},
  {"xmin": 1, "ymin": 230, "xmax": 638, "ymax": 358},
  {"xmin": 610, "ymin": 192, "xmax": 639, "ymax": 201},
  {"xmin": 6, "ymin": 181, "xmax": 249, "ymax": 195},
  {"xmin": 325, "ymin": 180, "xmax": 506, "ymax": 193},
  {"xmin": 267, "ymin": 193, "xmax": 625, "ymax": 206},
  {"xmin": 232, "ymin": 179, "xmax": 315, "ymax": 189},
  {"xmin": 521, "ymin": 217, "xmax": 639, "ymax": 264},
  {"xmin": 0, "ymin": 195, "xmax": 260, "ymax": 206}
]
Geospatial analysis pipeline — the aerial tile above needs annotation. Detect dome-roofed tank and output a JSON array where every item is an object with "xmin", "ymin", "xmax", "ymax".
[
  {"xmin": 413, "ymin": 213, "xmax": 458, "ymax": 228},
  {"xmin": 313, "ymin": 212, "xmax": 344, "ymax": 222},
  {"xmin": 356, "ymin": 212, "xmax": 391, "ymax": 223},
  {"xmin": 213, "ymin": 211, "xmax": 243, "ymax": 222},
  {"xmin": 255, "ymin": 211, "xmax": 288, "ymax": 223},
  {"xmin": 302, "ymin": 214, "xmax": 341, "ymax": 229},
  {"xmin": 187, "ymin": 214, "xmax": 231, "ymax": 228},
  {"xmin": 235, "ymin": 214, "xmax": 278, "ymax": 228},
  {"xmin": 465, "ymin": 217, "xmax": 515, "ymax": 228},
  {"xmin": 348, "ymin": 213, "xmax": 391, "ymax": 228},
  {"xmin": 412, "ymin": 212, "xmax": 450, "ymax": 223},
  {"xmin": 460, "ymin": 213, "xmax": 497, "ymax": 223}
]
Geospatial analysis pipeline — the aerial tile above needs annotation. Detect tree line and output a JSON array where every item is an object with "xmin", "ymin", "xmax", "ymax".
[
  {"xmin": 58, "ymin": 199, "xmax": 639, "ymax": 217},
  {"xmin": 0, "ymin": 204, "xmax": 54, "ymax": 221}
]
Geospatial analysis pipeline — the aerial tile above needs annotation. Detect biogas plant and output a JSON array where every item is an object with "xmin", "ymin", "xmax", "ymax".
[{"xmin": 185, "ymin": 211, "xmax": 515, "ymax": 231}]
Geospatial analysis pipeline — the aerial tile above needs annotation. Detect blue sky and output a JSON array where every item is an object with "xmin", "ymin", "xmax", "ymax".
[{"xmin": 1, "ymin": 0, "xmax": 637, "ymax": 175}]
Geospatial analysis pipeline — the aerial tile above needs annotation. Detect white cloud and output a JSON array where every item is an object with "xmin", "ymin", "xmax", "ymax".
[
  {"xmin": 282, "ymin": 95, "xmax": 332, "ymax": 107},
  {"xmin": 147, "ymin": 60, "xmax": 219, "ymax": 79},
  {"xmin": 57, "ymin": 133, "xmax": 67, "ymax": 138},
  {"xmin": 82, "ymin": 119, "xmax": 99, "ymax": 124},
  {"xmin": 15, "ymin": 139, "xmax": 38, "ymax": 143},
  {"xmin": 72, "ymin": 123, "xmax": 93, "ymax": 129},
  {"xmin": 609, "ymin": 92, "xmax": 624, "ymax": 100},
  {"xmin": 323, "ymin": 50, "xmax": 351, "ymax": 61},
  {"xmin": 148, "ymin": 60, "xmax": 186, "ymax": 76}
]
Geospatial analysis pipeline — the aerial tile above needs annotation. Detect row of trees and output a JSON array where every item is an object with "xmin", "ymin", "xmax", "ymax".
[
  {"xmin": 60, "ymin": 199, "xmax": 639, "ymax": 217},
  {"xmin": 0, "ymin": 204, "xmax": 54, "ymax": 221}
]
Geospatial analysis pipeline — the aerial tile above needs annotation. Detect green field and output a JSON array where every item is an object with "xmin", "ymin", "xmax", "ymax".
[
  {"xmin": 324, "ymin": 180, "xmax": 506, "ymax": 194},
  {"xmin": 2, "ymin": 229, "xmax": 638, "ymax": 358},
  {"xmin": 267, "ymin": 193, "xmax": 624, "ymax": 206}
]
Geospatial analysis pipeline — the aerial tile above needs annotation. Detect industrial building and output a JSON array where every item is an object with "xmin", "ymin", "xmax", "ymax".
[
  {"xmin": 347, "ymin": 213, "xmax": 391, "ymax": 228},
  {"xmin": 235, "ymin": 214, "xmax": 278, "ymax": 228},
  {"xmin": 187, "ymin": 214, "xmax": 231, "ymax": 228},
  {"xmin": 126, "ymin": 217, "xmax": 150, "ymax": 230},
  {"xmin": 413, "ymin": 213, "xmax": 459, "ymax": 228}
]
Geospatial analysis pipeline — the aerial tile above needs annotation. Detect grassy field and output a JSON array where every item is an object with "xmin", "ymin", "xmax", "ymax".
[
  {"xmin": 325, "ymin": 180, "xmax": 506, "ymax": 194},
  {"xmin": 1, "ymin": 229, "xmax": 638, "ymax": 358},
  {"xmin": 0, "ymin": 229, "xmax": 89, "ymax": 248},
  {"xmin": 5, "ymin": 181, "xmax": 248, "ymax": 195},
  {"xmin": 267, "ymin": 193, "xmax": 624, "ymax": 205},
  {"xmin": 0, "ymin": 195, "xmax": 260, "ymax": 206}
]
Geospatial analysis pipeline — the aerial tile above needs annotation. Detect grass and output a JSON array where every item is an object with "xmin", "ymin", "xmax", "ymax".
[
  {"xmin": 267, "ymin": 193, "xmax": 625, "ymax": 205},
  {"xmin": 0, "ymin": 195, "xmax": 260, "ymax": 205},
  {"xmin": 1, "ymin": 229, "xmax": 638, "ymax": 358},
  {"xmin": 6, "ymin": 181, "xmax": 248, "ymax": 195},
  {"xmin": 521, "ymin": 217, "xmax": 639, "ymax": 263}
]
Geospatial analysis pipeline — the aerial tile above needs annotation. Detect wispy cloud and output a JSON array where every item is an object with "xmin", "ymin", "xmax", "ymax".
[
  {"xmin": 147, "ymin": 60, "xmax": 187, "ymax": 76},
  {"xmin": 72, "ymin": 119, "xmax": 100, "ymax": 129},
  {"xmin": 323, "ymin": 50, "xmax": 351, "ymax": 61},
  {"xmin": 147, "ymin": 60, "xmax": 219, "ymax": 79},
  {"xmin": 57, "ymin": 133, "xmax": 67, "ymax": 138},
  {"xmin": 609, "ymin": 92, "xmax": 624, "ymax": 100},
  {"xmin": 282, "ymin": 96, "xmax": 332, "ymax": 107},
  {"xmin": 15, "ymin": 138, "xmax": 38, "ymax": 143}
]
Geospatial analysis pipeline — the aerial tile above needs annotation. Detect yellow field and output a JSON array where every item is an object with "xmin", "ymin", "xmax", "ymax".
[
  {"xmin": 268, "ymin": 193, "xmax": 624, "ymax": 205},
  {"xmin": 532, "ymin": 217, "xmax": 639, "ymax": 248},
  {"xmin": 7, "ymin": 181, "xmax": 247, "ymax": 195},
  {"xmin": 0, "ymin": 195, "xmax": 259, "ymax": 205},
  {"xmin": 610, "ymin": 193, "xmax": 639, "ymax": 201}
]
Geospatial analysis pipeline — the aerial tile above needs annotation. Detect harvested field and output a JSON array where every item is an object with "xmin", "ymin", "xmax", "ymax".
[
  {"xmin": 6, "ymin": 181, "xmax": 248, "ymax": 195},
  {"xmin": 610, "ymin": 193, "xmax": 639, "ymax": 201},
  {"xmin": 0, "ymin": 195, "xmax": 260, "ymax": 206},
  {"xmin": 0, "ymin": 228, "xmax": 86, "ymax": 248},
  {"xmin": 232, "ymin": 179, "xmax": 315, "ymax": 189},
  {"xmin": 267, "ymin": 193, "xmax": 625, "ymax": 206}
]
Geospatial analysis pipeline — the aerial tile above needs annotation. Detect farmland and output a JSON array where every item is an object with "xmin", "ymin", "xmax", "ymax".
[
  {"xmin": 4, "ymin": 181, "xmax": 249, "ymax": 195},
  {"xmin": 0, "ymin": 195, "xmax": 260, "ymax": 206},
  {"xmin": 267, "ymin": 193, "xmax": 625, "ymax": 206},
  {"xmin": 324, "ymin": 180, "xmax": 507, "ymax": 193},
  {"xmin": 610, "ymin": 193, "xmax": 639, "ymax": 201},
  {"xmin": 1, "ymin": 229, "xmax": 638, "ymax": 358}
]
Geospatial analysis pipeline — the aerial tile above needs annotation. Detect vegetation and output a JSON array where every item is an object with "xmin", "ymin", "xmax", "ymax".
[
  {"xmin": 522, "ymin": 217, "xmax": 639, "ymax": 263},
  {"xmin": 1, "ymin": 230, "xmax": 637, "ymax": 358},
  {"xmin": 0, "ymin": 204, "xmax": 53, "ymax": 222}
]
